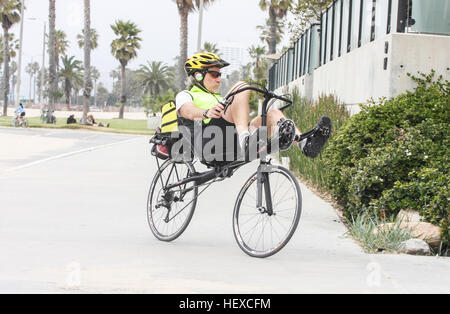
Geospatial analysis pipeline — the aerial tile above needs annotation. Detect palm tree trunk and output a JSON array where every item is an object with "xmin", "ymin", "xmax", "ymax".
[
  {"xmin": 93, "ymin": 78, "xmax": 97, "ymax": 107},
  {"xmin": 119, "ymin": 63, "xmax": 126, "ymax": 119},
  {"xmin": 11, "ymin": 79, "xmax": 16, "ymax": 108},
  {"xmin": 269, "ymin": 7, "xmax": 277, "ymax": 54},
  {"xmin": 2, "ymin": 25, "xmax": 10, "ymax": 116},
  {"xmin": 65, "ymin": 79, "xmax": 70, "ymax": 110},
  {"xmin": 29, "ymin": 74, "xmax": 32, "ymax": 106},
  {"xmin": 55, "ymin": 54, "xmax": 59, "ymax": 89},
  {"xmin": 33, "ymin": 76, "xmax": 36, "ymax": 104},
  {"xmin": 48, "ymin": 0, "xmax": 57, "ymax": 122},
  {"xmin": 178, "ymin": 8, "xmax": 189, "ymax": 91},
  {"xmin": 82, "ymin": 0, "xmax": 91, "ymax": 123}
]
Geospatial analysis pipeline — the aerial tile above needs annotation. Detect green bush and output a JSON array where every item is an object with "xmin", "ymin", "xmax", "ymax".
[
  {"xmin": 323, "ymin": 71, "xmax": 450, "ymax": 248},
  {"xmin": 281, "ymin": 88, "xmax": 350, "ymax": 189}
]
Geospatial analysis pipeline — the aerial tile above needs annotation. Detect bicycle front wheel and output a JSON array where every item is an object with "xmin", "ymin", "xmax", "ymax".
[
  {"xmin": 233, "ymin": 165, "xmax": 302, "ymax": 258},
  {"xmin": 147, "ymin": 159, "xmax": 198, "ymax": 242}
]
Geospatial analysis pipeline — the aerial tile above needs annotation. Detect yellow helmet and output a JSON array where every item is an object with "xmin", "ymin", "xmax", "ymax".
[{"xmin": 184, "ymin": 52, "xmax": 230, "ymax": 76}]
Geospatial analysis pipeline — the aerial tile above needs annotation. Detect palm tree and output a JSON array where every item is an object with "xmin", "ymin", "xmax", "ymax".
[
  {"xmin": 0, "ymin": 32, "xmax": 18, "ymax": 65},
  {"xmin": 31, "ymin": 62, "xmax": 40, "ymax": 103},
  {"xmin": 82, "ymin": 0, "xmax": 92, "ymax": 123},
  {"xmin": 78, "ymin": 26, "xmax": 99, "ymax": 110},
  {"xmin": 90, "ymin": 66, "xmax": 100, "ymax": 106},
  {"xmin": 46, "ymin": 29, "xmax": 69, "ymax": 75},
  {"xmin": 109, "ymin": 67, "xmax": 120, "ymax": 101},
  {"xmin": 48, "ymin": 0, "xmax": 57, "ymax": 122},
  {"xmin": 240, "ymin": 62, "xmax": 253, "ymax": 81},
  {"xmin": 95, "ymin": 82, "xmax": 108, "ymax": 108},
  {"xmin": 258, "ymin": 0, "xmax": 292, "ymax": 54},
  {"xmin": 77, "ymin": 28, "xmax": 98, "ymax": 50},
  {"xmin": 136, "ymin": 61, "xmax": 170, "ymax": 98},
  {"xmin": 25, "ymin": 61, "xmax": 40, "ymax": 104},
  {"xmin": 55, "ymin": 30, "xmax": 69, "ymax": 70},
  {"xmin": 9, "ymin": 60, "xmax": 17, "ymax": 103},
  {"xmin": 202, "ymin": 41, "xmax": 219, "ymax": 54},
  {"xmin": 248, "ymin": 45, "xmax": 267, "ymax": 81},
  {"xmin": 110, "ymin": 20, "xmax": 142, "ymax": 119},
  {"xmin": 36, "ymin": 66, "xmax": 48, "ymax": 104},
  {"xmin": 1, "ymin": 0, "xmax": 21, "ymax": 116},
  {"xmin": 71, "ymin": 78, "xmax": 83, "ymax": 106},
  {"xmin": 257, "ymin": 18, "xmax": 284, "ymax": 52},
  {"xmin": 173, "ymin": 0, "xmax": 216, "ymax": 90},
  {"xmin": 59, "ymin": 55, "xmax": 82, "ymax": 109},
  {"xmin": 0, "ymin": 32, "xmax": 18, "ymax": 103}
]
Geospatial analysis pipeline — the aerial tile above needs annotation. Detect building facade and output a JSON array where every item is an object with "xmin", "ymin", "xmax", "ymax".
[
  {"xmin": 218, "ymin": 42, "xmax": 246, "ymax": 76},
  {"xmin": 268, "ymin": 0, "xmax": 450, "ymax": 113}
]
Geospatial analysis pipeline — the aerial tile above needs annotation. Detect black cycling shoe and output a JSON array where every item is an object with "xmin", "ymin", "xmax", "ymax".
[{"xmin": 298, "ymin": 115, "xmax": 332, "ymax": 158}]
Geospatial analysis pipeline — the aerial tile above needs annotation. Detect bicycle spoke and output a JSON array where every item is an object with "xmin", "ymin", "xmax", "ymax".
[
  {"xmin": 255, "ymin": 216, "xmax": 269, "ymax": 251},
  {"xmin": 240, "ymin": 212, "xmax": 261, "ymax": 226},
  {"xmin": 275, "ymin": 213, "xmax": 295, "ymax": 220},
  {"xmin": 244, "ymin": 214, "xmax": 263, "ymax": 244},
  {"xmin": 272, "ymin": 214, "xmax": 290, "ymax": 233},
  {"xmin": 269, "ymin": 218, "xmax": 283, "ymax": 246},
  {"xmin": 148, "ymin": 160, "xmax": 198, "ymax": 241},
  {"xmin": 234, "ymin": 167, "xmax": 301, "ymax": 257}
]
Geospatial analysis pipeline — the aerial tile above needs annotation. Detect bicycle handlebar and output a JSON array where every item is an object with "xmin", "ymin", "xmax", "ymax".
[
  {"xmin": 222, "ymin": 85, "xmax": 292, "ymax": 115},
  {"xmin": 225, "ymin": 86, "xmax": 292, "ymax": 104}
]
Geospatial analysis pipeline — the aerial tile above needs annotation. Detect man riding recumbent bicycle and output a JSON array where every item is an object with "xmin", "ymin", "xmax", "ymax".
[{"xmin": 148, "ymin": 52, "xmax": 332, "ymax": 258}]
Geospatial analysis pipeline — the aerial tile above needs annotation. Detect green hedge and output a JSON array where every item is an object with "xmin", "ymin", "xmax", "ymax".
[
  {"xmin": 323, "ymin": 71, "xmax": 449, "ymax": 248},
  {"xmin": 281, "ymin": 88, "xmax": 350, "ymax": 189}
]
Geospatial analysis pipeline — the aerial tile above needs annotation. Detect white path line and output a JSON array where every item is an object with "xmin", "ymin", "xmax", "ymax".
[{"xmin": 1, "ymin": 137, "xmax": 139, "ymax": 175}]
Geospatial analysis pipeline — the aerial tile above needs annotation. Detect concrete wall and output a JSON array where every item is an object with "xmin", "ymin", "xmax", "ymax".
[
  {"xmin": 389, "ymin": 33, "xmax": 450, "ymax": 97},
  {"xmin": 276, "ymin": 33, "xmax": 450, "ymax": 114}
]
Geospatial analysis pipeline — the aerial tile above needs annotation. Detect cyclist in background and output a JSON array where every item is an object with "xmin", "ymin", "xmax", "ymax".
[
  {"xmin": 14, "ymin": 103, "xmax": 26, "ymax": 125},
  {"xmin": 175, "ymin": 52, "xmax": 331, "ymax": 161}
]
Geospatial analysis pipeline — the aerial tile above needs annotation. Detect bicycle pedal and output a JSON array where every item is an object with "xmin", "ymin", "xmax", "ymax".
[
  {"xmin": 277, "ymin": 118, "xmax": 286, "ymax": 126},
  {"xmin": 320, "ymin": 126, "xmax": 331, "ymax": 137}
]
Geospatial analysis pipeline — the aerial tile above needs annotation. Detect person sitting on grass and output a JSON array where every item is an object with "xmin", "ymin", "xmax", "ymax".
[
  {"xmin": 86, "ymin": 114, "xmax": 110, "ymax": 128},
  {"xmin": 67, "ymin": 114, "xmax": 77, "ymax": 124}
]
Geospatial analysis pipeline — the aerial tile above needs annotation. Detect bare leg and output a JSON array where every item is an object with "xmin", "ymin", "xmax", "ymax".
[
  {"xmin": 250, "ymin": 109, "xmax": 302, "ymax": 145},
  {"xmin": 222, "ymin": 82, "xmax": 302, "ymax": 145},
  {"xmin": 221, "ymin": 81, "xmax": 251, "ymax": 135}
]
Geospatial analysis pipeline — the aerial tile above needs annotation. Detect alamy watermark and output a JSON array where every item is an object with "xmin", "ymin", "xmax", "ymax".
[{"xmin": 168, "ymin": 123, "xmax": 282, "ymax": 163}]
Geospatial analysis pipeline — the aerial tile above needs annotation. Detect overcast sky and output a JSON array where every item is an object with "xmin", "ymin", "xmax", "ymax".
[{"xmin": 11, "ymin": 0, "xmax": 290, "ymax": 97}]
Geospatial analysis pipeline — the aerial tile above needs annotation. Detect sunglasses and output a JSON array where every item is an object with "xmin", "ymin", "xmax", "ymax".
[{"xmin": 206, "ymin": 70, "xmax": 222, "ymax": 78}]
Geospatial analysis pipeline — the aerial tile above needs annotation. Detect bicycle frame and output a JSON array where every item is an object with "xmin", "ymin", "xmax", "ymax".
[{"xmin": 156, "ymin": 85, "xmax": 293, "ymax": 215}]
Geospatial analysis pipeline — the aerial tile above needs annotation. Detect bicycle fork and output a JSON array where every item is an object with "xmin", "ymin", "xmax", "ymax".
[{"xmin": 256, "ymin": 164, "xmax": 274, "ymax": 216}]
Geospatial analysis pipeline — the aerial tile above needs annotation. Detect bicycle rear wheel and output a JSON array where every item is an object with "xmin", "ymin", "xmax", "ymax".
[
  {"xmin": 233, "ymin": 165, "xmax": 302, "ymax": 258},
  {"xmin": 147, "ymin": 159, "xmax": 198, "ymax": 242}
]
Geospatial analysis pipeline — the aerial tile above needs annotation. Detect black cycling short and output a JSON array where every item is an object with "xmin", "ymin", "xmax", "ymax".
[
  {"xmin": 178, "ymin": 117, "xmax": 242, "ymax": 164},
  {"xmin": 202, "ymin": 117, "xmax": 241, "ymax": 163},
  {"xmin": 20, "ymin": 112, "xmax": 25, "ymax": 117}
]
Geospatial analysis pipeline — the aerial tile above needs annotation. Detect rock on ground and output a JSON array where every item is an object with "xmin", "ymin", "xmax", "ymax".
[
  {"xmin": 398, "ymin": 239, "xmax": 431, "ymax": 256},
  {"xmin": 376, "ymin": 221, "xmax": 441, "ymax": 247}
]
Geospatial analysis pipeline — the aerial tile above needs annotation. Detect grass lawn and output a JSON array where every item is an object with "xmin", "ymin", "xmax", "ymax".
[{"xmin": 0, "ymin": 116, "xmax": 154, "ymax": 135}]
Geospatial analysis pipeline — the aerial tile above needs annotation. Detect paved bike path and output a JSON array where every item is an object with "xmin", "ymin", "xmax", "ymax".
[{"xmin": 0, "ymin": 130, "xmax": 448, "ymax": 293}]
